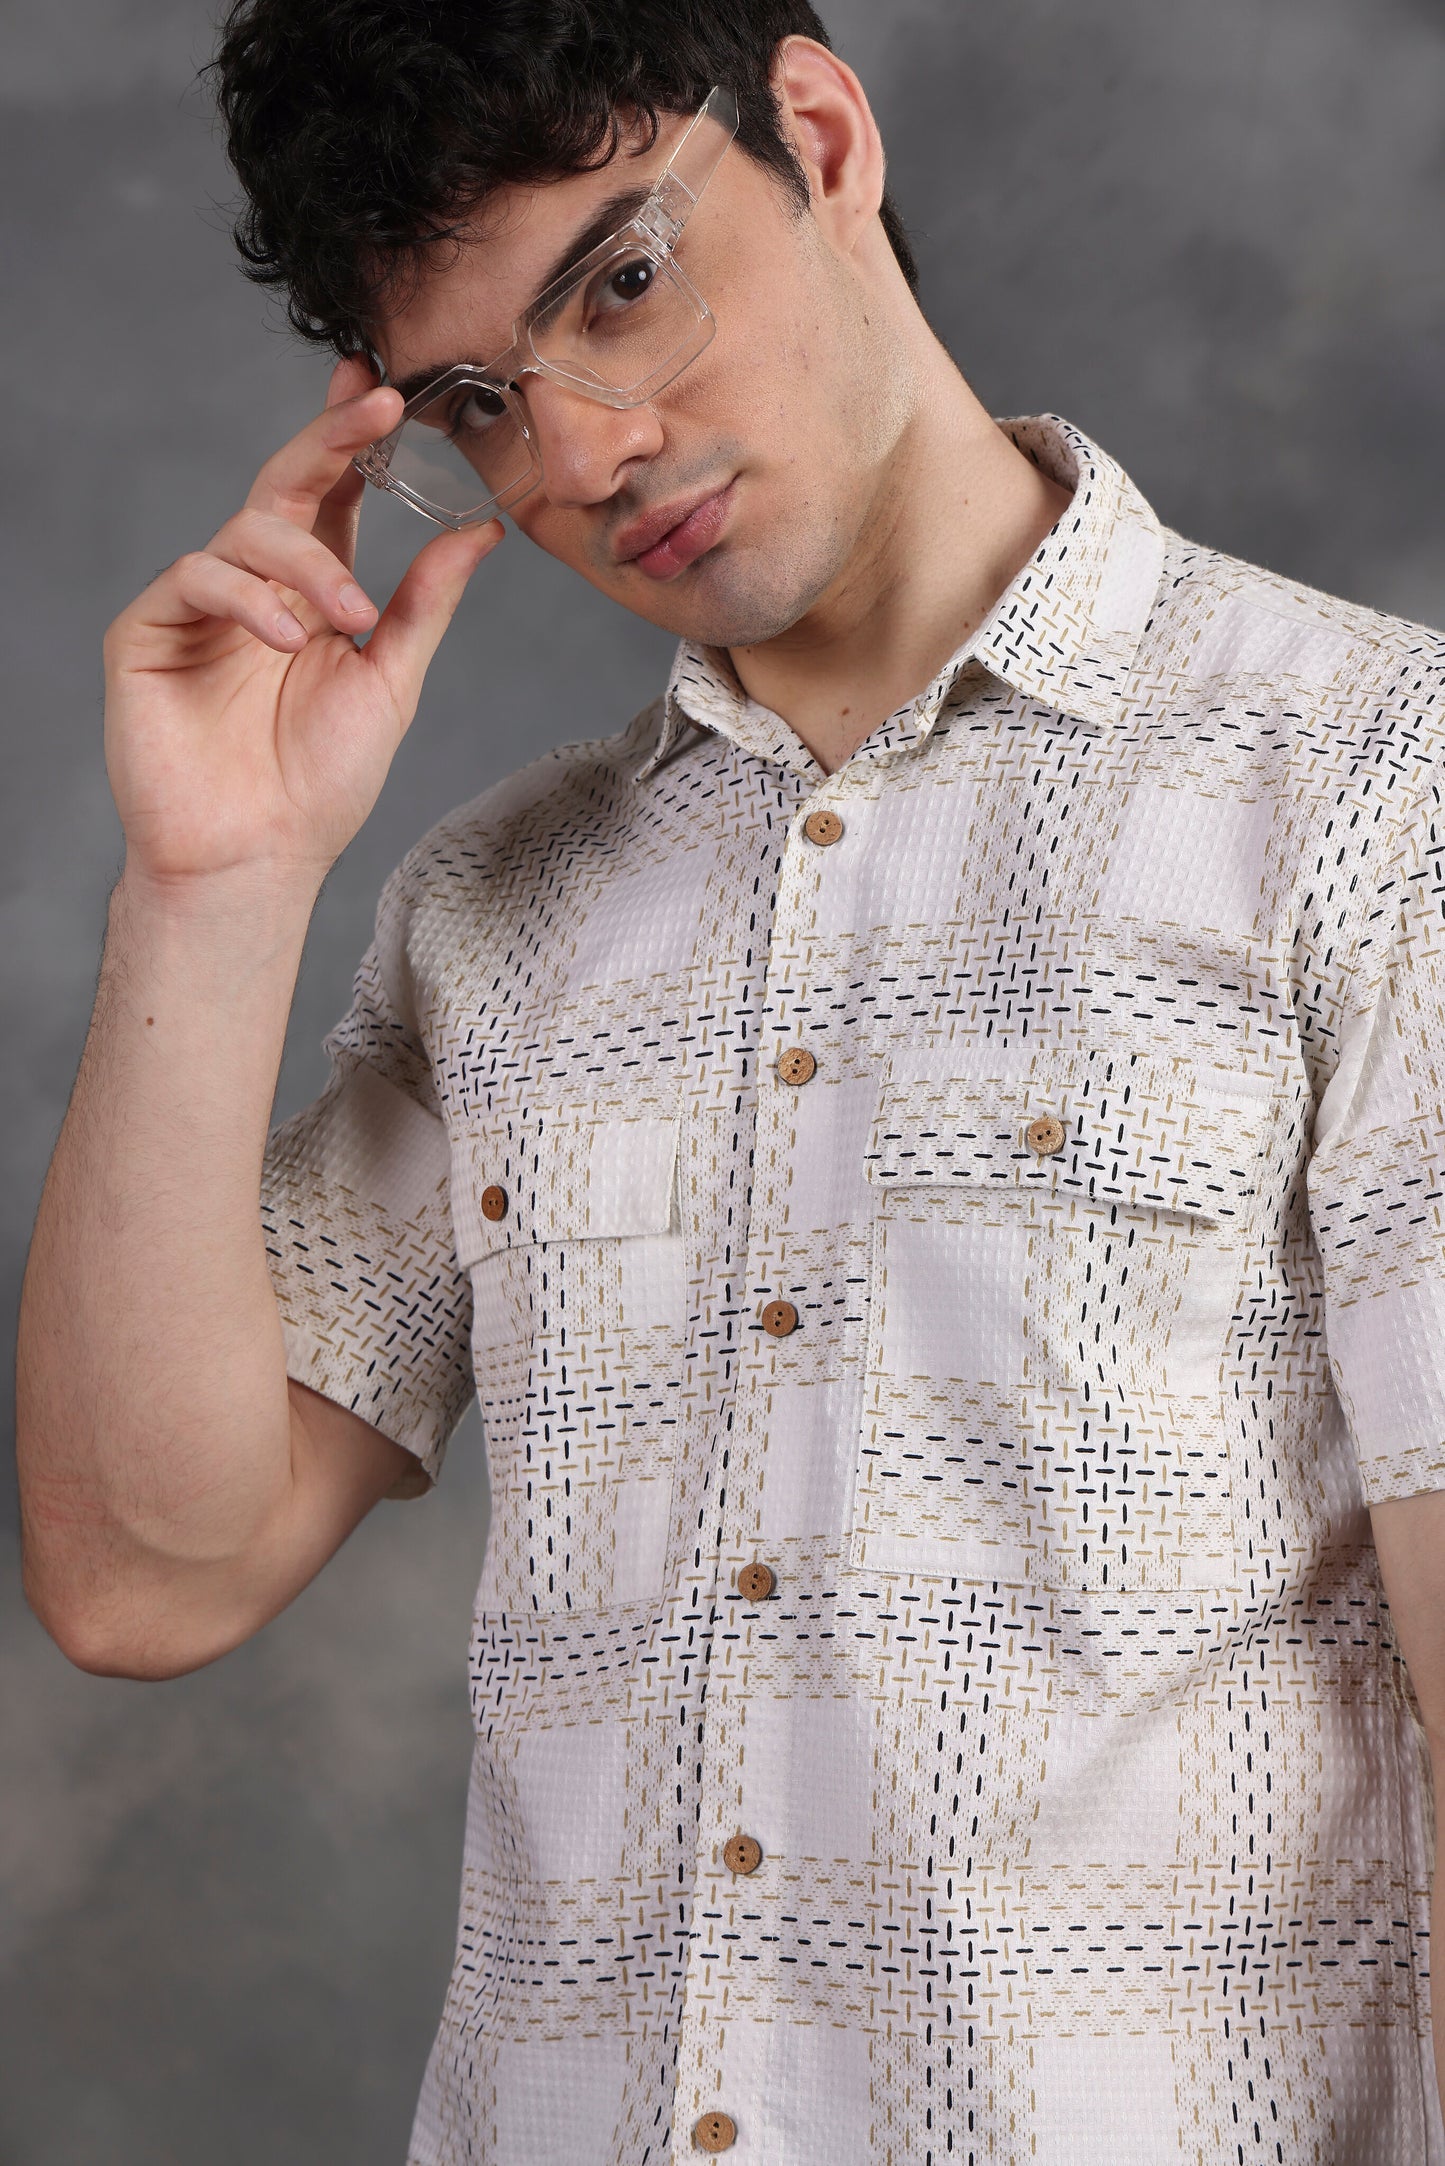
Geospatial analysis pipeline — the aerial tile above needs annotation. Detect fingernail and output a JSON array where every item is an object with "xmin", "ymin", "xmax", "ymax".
[
  {"xmin": 338, "ymin": 583, "xmax": 373, "ymax": 616},
  {"xmin": 276, "ymin": 610, "xmax": 306, "ymax": 641}
]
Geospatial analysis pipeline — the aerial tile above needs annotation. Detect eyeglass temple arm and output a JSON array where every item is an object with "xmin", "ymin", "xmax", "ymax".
[{"xmin": 641, "ymin": 84, "xmax": 740, "ymax": 249}]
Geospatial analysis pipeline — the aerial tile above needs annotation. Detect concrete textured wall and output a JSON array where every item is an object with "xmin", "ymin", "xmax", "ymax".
[{"xmin": 3, "ymin": 2, "xmax": 1443, "ymax": 2158}]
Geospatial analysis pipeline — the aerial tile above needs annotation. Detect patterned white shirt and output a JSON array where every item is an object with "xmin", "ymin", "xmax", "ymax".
[{"xmin": 261, "ymin": 412, "xmax": 1445, "ymax": 2164}]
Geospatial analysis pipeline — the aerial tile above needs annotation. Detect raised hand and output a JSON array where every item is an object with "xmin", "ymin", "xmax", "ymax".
[{"xmin": 102, "ymin": 355, "xmax": 504, "ymax": 896}]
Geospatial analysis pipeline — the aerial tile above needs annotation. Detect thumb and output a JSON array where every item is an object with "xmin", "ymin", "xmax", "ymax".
[{"xmin": 361, "ymin": 519, "xmax": 505, "ymax": 720}]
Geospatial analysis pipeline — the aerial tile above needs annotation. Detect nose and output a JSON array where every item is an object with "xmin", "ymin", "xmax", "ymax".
[{"xmin": 520, "ymin": 374, "xmax": 665, "ymax": 507}]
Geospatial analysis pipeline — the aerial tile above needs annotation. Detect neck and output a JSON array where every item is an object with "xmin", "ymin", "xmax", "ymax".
[{"xmin": 726, "ymin": 350, "xmax": 1073, "ymax": 775}]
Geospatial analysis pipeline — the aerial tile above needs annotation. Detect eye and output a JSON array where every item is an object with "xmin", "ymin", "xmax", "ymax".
[
  {"xmin": 608, "ymin": 258, "xmax": 655, "ymax": 305},
  {"xmin": 444, "ymin": 384, "xmax": 510, "ymax": 439},
  {"xmin": 588, "ymin": 254, "xmax": 658, "ymax": 322}
]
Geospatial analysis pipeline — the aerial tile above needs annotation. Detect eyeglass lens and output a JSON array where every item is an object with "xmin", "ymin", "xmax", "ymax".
[{"xmin": 381, "ymin": 240, "xmax": 710, "ymax": 523}]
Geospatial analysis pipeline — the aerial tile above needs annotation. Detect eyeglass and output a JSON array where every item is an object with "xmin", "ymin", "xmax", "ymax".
[{"xmin": 352, "ymin": 83, "xmax": 739, "ymax": 531}]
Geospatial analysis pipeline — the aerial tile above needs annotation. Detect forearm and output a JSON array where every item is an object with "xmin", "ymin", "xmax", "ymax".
[
  {"xmin": 1437, "ymin": 1824, "xmax": 1445, "ymax": 2136},
  {"xmin": 16, "ymin": 863, "xmax": 320, "ymax": 1654}
]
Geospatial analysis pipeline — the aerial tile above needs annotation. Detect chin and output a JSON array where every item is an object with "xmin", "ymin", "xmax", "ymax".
[{"xmin": 651, "ymin": 543, "xmax": 839, "ymax": 651}]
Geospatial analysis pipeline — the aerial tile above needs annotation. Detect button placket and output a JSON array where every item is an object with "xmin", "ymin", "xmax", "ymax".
[{"xmin": 674, "ymin": 775, "xmax": 846, "ymax": 2151}]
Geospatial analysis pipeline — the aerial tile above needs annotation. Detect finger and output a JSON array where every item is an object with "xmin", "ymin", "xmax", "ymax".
[
  {"xmin": 327, "ymin": 355, "xmax": 380, "ymax": 409},
  {"xmin": 315, "ymin": 357, "xmax": 380, "ymax": 564},
  {"xmin": 362, "ymin": 521, "xmax": 505, "ymax": 717},
  {"xmin": 313, "ymin": 457, "xmax": 367, "ymax": 572},
  {"xmin": 243, "ymin": 382, "xmax": 403, "ymax": 533},
  {"xmin": 150, "ymin": 551, "xmax": 313, "ymax": 652},
  {"xmin": 208, "ymin": 508, "xmax": 378, "ymax": 635}
]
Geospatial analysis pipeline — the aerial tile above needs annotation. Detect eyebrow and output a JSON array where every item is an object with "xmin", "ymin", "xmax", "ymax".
[{"xmin": 388, "ymin": 182, "xmax": 654, "ymax": 405}]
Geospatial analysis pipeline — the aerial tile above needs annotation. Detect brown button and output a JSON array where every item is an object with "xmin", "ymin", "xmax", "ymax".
[
  {"xmin": 723, "ymin": 1833, "xmax": 764, "ymax": 1876},
  {"xmin": 803, "ymin": 808, "xmax": 844, "ymax": 847},
  {"xmin": 737, "ymin": 1561, "xmax": 776, "ymax": 1602},
  {"xmin": 761, "ymin": 1299, "xmax": 799, "ymax": 1338},
  {"xmin": 777, "ymin": 1045, "xmax": 817, "ymax": 1086},
  {"xmin": 480, "ymin": 1184, "xmax": 509, "ymax": 1221},
  {"xmin": 1026, "ymin": 1115, "xmax": 1066, "ymax": 1158},
  {"xmin": 693, "ymin": 2112, "xmax": 737, "ymax": 2154}
]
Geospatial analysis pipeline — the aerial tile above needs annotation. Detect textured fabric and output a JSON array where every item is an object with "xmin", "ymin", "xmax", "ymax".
[{"xmin": 259, "ymin": 413, "xmax": 1445, "ymax": 2163}]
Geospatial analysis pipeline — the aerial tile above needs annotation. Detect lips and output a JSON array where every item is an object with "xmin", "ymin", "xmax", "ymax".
[{"xmin": 613, "ymin": 480, "xmax": 736, "ymax": 580}]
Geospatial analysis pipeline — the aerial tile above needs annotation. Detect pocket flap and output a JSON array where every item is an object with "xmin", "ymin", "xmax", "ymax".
[
  {"xmin": 451, "ymin": 1108, "xmax": 680, "ymax": 1266},
  {"xmin": 866, "ymin": 1050, "xmax": 1273, "ymax": 1226}
]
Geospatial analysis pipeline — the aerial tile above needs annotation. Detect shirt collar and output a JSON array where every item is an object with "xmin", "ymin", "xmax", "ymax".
[{"xmin": 635, "ymin": 412, "xmax": 1166, "ymax": 782}]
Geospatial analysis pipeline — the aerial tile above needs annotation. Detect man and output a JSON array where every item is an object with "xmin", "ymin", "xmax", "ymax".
[{"xmin": 16, "ymin": 1, "xmax": 1445, "ymax": 2158}]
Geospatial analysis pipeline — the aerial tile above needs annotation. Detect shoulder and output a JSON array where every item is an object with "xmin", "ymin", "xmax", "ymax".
[
  {"xmin": 375, "ymin": 696, "xmax": 668, "ymax": 929},
  {"xmin": 1153, "ymin": 527, "xmax": 1445, "ymax": 694},
  {"xmin": 1143, "ymin": 529, "xmax": 1445, "ymax": 811}
]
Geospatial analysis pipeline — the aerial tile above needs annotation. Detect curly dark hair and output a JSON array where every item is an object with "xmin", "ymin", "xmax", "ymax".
[{"xmin": 205, "ymin": 0, "xmax": 920, "ymax": 361}]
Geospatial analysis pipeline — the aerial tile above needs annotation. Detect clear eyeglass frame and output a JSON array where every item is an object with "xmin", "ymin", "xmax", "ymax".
[{"xmin": 352, "ymin": 83, "xmax": 740, "ymax": 530}]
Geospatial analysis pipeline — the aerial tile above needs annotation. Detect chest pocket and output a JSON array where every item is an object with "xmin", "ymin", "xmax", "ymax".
[
  {"xmin": 853, "ymin": 1052, "xmax": 1274, "ymax": 1592},
  {"xmin": 451, "ymin": 1105, "xmax": 686, "ymax": 1615}
]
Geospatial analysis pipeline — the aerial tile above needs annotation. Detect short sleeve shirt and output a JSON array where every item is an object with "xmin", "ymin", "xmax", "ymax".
[{"xmin": 260, "ymin": 413, "xmax": 1445, "ymax": 2164}]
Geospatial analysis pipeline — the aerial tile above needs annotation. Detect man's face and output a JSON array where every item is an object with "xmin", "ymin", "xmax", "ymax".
[{"xmin": 371, "ymin": 108, "xmax": 911, "ymax": 650}]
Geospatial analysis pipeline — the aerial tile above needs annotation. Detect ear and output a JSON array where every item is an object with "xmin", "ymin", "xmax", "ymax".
[{"xmin": 768, "ymin": 34, "xmax": 886, "ymax": 259}]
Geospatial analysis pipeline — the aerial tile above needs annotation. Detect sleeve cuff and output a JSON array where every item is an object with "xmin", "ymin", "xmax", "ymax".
[{"xmin": 279, "ymin": 1314, "xmax": 448, "ymax": 1493}]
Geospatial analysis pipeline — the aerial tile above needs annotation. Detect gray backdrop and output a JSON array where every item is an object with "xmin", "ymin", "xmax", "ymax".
[{"xmin": 3, "ymin": 1, "xmax": 1443, "ymax": 2159}]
